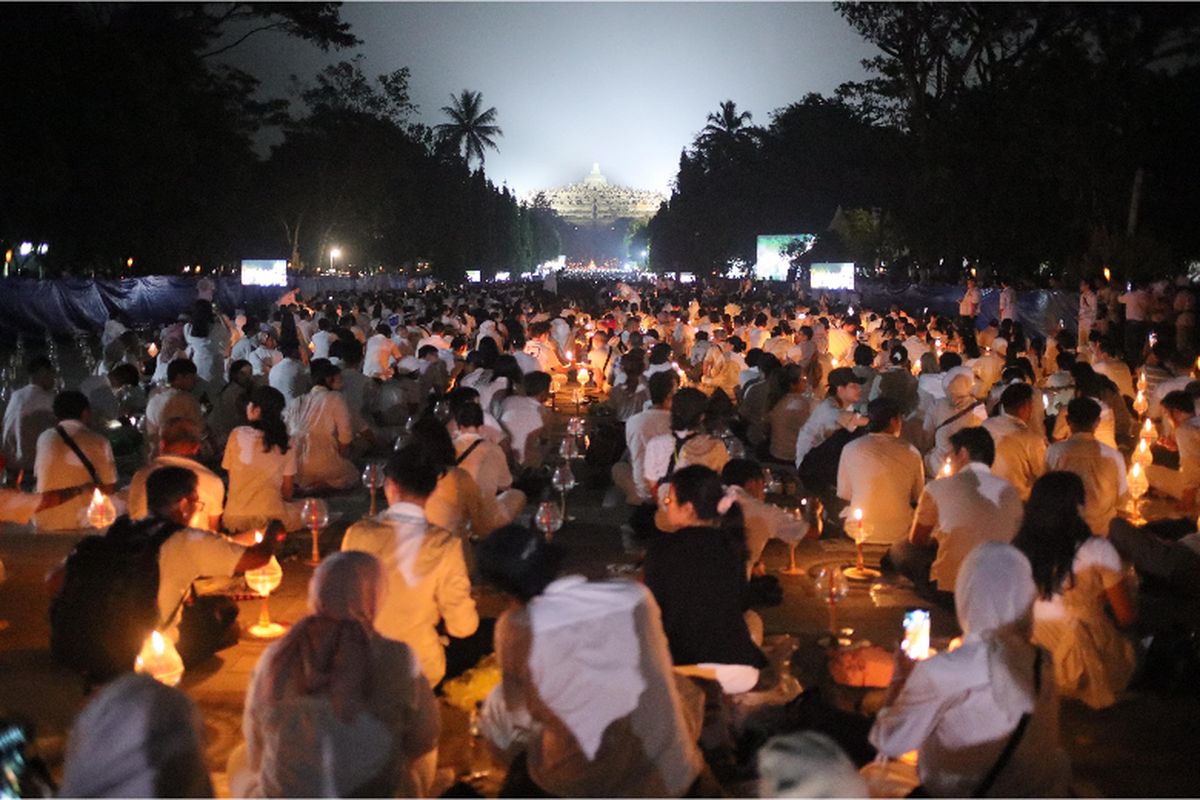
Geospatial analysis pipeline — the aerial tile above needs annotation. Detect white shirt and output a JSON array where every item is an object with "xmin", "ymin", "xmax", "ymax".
[
  {"xmin": 144, "ymin": 386, "xmax": 204, "ymax": 448},
  {"xmin": 794, "ymin": 397, "xmax": 858, "ymax": 468},
  {"xmin": 33, "ymin": 419, "xmax": 118, "ymax": 532},
  {"xmin": 1093, "ymin": 358, "xmax": 1135, "ymax": 400},
  {"xmin": 624, "ymin": 407, "xmax": 672, "ymax": 501},
  {"xmin": 731, "ymin": 487, "xmax": 809, "ymax": 572},
  {"xmin": 982, "ymin": 414, "xmax": 1048, "ymax": 500},
  {"xmin": 309, "ymin": 329, "xmax": 336, "ymax": 360},
  {"xmin": 127, "ymin": 455, "xmax": 225, "ymax": 531},
  {"xmin": 643, "ymin": 432, "xmax": 730, "ymax": 487},
  {"xmin": 1119, "ymin": 289, "xmax": 1148, "ymax": 321},
  {"xmin": 525, "ymin": 340, "xmax": 562, "ymax": 373},
  {"xmin": 486, "ymin": 576, "xmax": 703, "ymax": 798},
  {"xmin": 499, "ymin": 395, "xmax": 550, "ymax": 466},
  {"xmin": 0, "ymin": 488, "xmax": 42, "ymax": 524},
  {"xmin": 156, "ymin": 527, "xmax": 243, "ymax": 640},
  {"xmin": 268, "ymin": 358, "xmax": 310, "ymax": 406},
  {"xmin": 2, "ymin": 384, "xmax": 56, "ymax": 472},
  {"xmin": 221, "ymin": 426, "xmax": 297, "ymax": 530},
  {"xmin": 286, "ymin": 386, "xmax": 357, "ymax": 490},
  {"xmin": 341, "ymin": 502, "xmax": 479, "ymax": 685},
  {"xmin": 453, "ymin": 431, "xmax": 512, "ymax": 499},
  {"xmin": 364, "ymin": 334, "xmax": 401, "ymax": 378},
  {"xmin": 837, "ymin": 432, "xmax": 924, "ymax": 544},
  {"xmin": 959, "ymin": 286, "xmax": 981, "ymax": 317},
  {"xmin": 914, "ymin": 463, "xmax": 1024, "ymax": 589},
  {"xmin": 998, "ymin": 286, "xmax": 1018, "ymax": 321},
  {"xmin": 1046, "ymin": 433, "xmax": 1127, "ymax": 536},
  {"xmin": 870, "ymin": 636, "xmax": 1070, "ymax": 798}
]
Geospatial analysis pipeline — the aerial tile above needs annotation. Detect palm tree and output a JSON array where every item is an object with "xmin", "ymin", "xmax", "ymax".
[
  {"xmin": 699, "ymin": 100, "xmax": 757, "ymax": 149},
  {"xmin": 436, "ymin": 89, "xmax": 502, "ymax": 167}
]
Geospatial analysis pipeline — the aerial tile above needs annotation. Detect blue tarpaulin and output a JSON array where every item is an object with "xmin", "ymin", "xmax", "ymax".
[{"xmin": 0, "ymin": 275, "xmax": 1079, "ymax": 341}]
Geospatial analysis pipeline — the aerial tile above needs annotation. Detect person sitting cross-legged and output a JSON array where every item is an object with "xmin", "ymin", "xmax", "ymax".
[
  {"xmin": 887, "ymin": 426, "xmax": 1023, "ymax": 604},
  {"xmin": 451, "ymin": 402, "xmax": 526, "ymax": 527}
]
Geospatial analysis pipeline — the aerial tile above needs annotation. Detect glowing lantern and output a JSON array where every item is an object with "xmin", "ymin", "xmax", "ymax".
[
  {"xmin": 244, "ymin": 556, "xmax": 285, "ymax": 638},
  {"xmin": 135, "ymin": 630, "xmax": 184, "ymax": 686},
  {"xmin": 1133, "ymin": 389, "xmax": 1148, "ymax": 418},
  {"xmin": 1141, "ymin": 417, "xmax": 1158, "ymax": 442},
  {"xmin": 1103, "ymin": 267, "xmax": 1112, "ymax": 283},
  {"xmin": 1127, "ymin": 462, "xmax": 1149, "ymax": 522},
  {"xmin": 1137, "ymin": 370, "xmax": 1147, "ymax": 394},
  {"xmin": 301, "ymin": 498, "xmax": 329, "ymax": 566},
  {"xmin": 576, "ymin": 367, "xmax": 588, "ymax": 384},
  {"xmin": 1133, "ymin": 438, "xmax": 1153, "ymax": 467},
  {"xmin": 147, "ymin": 342, "xmax": 159, "ymax": 358},
  {"xmin": 86, "ymin": 488, "xmax": 117, "ymax": 529}
]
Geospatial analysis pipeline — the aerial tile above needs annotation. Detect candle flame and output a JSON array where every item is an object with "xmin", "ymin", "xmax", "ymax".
[
  {"xmin": 577, "ymin": 367, "xmax": 588, "ymax": 383},
  {"xmin": 853, "ymin": 508, "xmax": 863, "ymax": 521},
  {"xmin": 254, "ymin": 530, "xmax": 264, "ymax": 544},
  {"xmin": 941, "ymin": 458, "xmax": 953, "ymax": 477},
  {"xmin": 151, "ymin": 630, "xmax": 165, "ymax": 656},
  {"xmin": 1104, "ymin": 267, "xmax": 1111, "ymax": 282}
]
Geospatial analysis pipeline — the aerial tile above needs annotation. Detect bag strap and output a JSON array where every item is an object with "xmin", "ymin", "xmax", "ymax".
[
  {"xmin": 936, "ymin": 400, "xmax": 983, "ymax": 432},
  {"xmin": 972, "ymin": 650, "xmax": 1043, "ymax": 797},
  {"xmin": 55, "ymin": 424, "xmax": 101, "ymax": 485},
  {"xmin": 456, "ymin": 438, "xmax": 484, "ymax": 465},
  {"xmin": 665, "ymin": 431, "xmax": 700, "ymax": 478}
]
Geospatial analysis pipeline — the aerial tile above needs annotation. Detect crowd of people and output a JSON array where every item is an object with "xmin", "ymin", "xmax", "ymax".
[{"xmin": 0, "ymin": 271, "xmax": 1198, "ymax": 797}]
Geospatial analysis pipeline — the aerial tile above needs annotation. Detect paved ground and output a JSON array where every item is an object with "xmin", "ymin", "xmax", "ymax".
[
  {"xmin": 4, "ymin": 471, "xmax": 1200, "ymax": 797},
  {"xmin": 1, "ymin": 339, "xmax": 1198, "ymax": 796}
]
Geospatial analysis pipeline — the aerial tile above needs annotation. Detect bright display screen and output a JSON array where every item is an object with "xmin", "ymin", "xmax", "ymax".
[
  {"xmin": 810, "ymin": 262, "xmax": 856, "ymax": 290},
  {"xmin": 755, "ymin": 234, "xmax": 816, "ymax": 280},
  {"xmin": 240, "ymin": 259, "xmax": 288, "ymax": 287}
]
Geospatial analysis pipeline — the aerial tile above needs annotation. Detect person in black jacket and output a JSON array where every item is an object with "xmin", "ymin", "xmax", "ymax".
[{"xmin": 643, "ymin": 464, "xmax": 766, "ymax": 694}]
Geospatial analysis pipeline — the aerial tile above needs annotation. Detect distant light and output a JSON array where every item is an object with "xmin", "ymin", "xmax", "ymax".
[
  {"xmin": 330, "ymin": 247, "xmax": 342, "ymax": 259},
  {"xmin": 37, "ymin": 243, "xmax": 49, "ymax": 255},
  {"xmin": 127, "ymin": 257, "xmax": 134, "ymax": 268},
  {"xmin": 641, "ymin": 249, "xmax": 648, "ymax": 258},
  {"xmin": 18, "ymin": 242, "xmax": 33, "ymax": 256}
]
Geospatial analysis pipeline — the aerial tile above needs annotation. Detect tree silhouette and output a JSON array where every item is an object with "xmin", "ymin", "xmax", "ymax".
[
  {"xmin": 435, "ymin": 90, "xmax": 502, "ymax": 167},
  {"xmin": 699, "ymin": 100, "xmax": 758, "ymax": 149}
]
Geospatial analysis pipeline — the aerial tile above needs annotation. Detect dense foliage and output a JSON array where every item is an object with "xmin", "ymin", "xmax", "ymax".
[
  {"xmin": 0, "ymin": 3, "xmax": 559, "ymax": 279},
  {"xmin": 648, "ymin": 3, "xmax": 1200, "ymax": 284}
]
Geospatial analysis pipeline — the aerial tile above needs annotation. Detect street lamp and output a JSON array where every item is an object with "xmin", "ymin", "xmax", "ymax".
[{"xmin": 330, "ymin": 246, "xmax": 342, "ymax": 272}]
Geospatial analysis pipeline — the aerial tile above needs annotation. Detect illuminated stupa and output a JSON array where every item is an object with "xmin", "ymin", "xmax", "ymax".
[{"xmin": 532, "ymin": 164, "xmax": 665, "ymax": 227}]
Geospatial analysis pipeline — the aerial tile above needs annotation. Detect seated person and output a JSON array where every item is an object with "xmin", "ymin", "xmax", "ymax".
[
  {"xmin": 643, "ymin": 465, "xmax": 766, "ymax": 694},
  {"xmin": 721, "ymin": 458, "xmax": 812, "ymax": 576},
  {"xmin": 286, "ymin": 358, "xmax": 359, "ymax": 492},
  {"xmin": 127, "ymin": 417, "xmax": 225, "ymax": 532},
  {"xmin": 230, "ymin": 552, "xmax": 439, "ymax": 797},
  {"xmin": 34, "ymin": 390, "xmax": 119, "ymax": 532},
  {"xmin": 642, "ymin": 387, "xmax": 731, "ymax": 496},
  {"xmin": 476, "ymin": 524, "xmax": 706, "ymax": 798},
  {"xmin": 499, "ymin": 371, "xmax": 553, "ymax": 468},
  {"xmin": 452, "ymin": 403, "xmax": 525, "ymax": 526},
  {"xmin": 870, "ymin": 543, "xmax": 1071, "ymax": 797},
  {"xmin": 1147, "ymin": 390, "xmax": 1200, "ymax": 511}
]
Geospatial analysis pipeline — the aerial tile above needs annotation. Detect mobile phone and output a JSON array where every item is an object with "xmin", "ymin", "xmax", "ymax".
[
  {"xmin": 901, "ymin": 608, "xmax": 932, "ymax": 661},
  {"xmin": 0, "ymin": 722, "xmax": 28, "ymax": 799}
]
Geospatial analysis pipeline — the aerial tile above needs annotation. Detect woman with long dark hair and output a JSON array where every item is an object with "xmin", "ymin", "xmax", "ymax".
[
  {"xmin": 643, "ymin": 464, "xmax": 765, "ymax": 694},
  {"xmin": 222, "ymin": 385, "xmax": 299, "ymax": 531},
  {"xmin": 1014, "ymin": 471, "xmax": 1136, "ymax": 708}
]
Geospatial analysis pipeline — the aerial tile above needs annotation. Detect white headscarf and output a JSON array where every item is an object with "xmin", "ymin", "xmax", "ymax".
[
  {"xmin": 757, "ymin": 731, "xmax": 868, "ymax": 798},
  {"xmin": 954, "ymin": 541, "xmax": 1040, "ymax": 714},
  {"xmin": 943, "ymin": 366, "xmax": 976, "ymax": 404},
  {"xmin": 60, "ymin": 673, "xmax": 212, "ymax": 798}
]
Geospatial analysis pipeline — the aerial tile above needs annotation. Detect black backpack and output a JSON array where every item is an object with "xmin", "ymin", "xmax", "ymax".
[
  {"xmin": 798, "ymin": 426, "xmax": 866, "ymax": 493},
  {"xmin": 49, "ymin": 515, "xmax": 182, "ymax": 685}
]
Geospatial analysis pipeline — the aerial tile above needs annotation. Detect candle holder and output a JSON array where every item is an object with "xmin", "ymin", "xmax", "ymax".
[
  {"xmin": 551, "ymin": 463, "xmax": 577, "ymax": 520},
  {"xmin": 85, "ymin": 488, "xmax": 117, "ymax": 529},
  {"xmin": 361, "ymin": 463, "xmax": 382, "ymax": 516},
  {"xmin": 843, "ymin": 508, "xmax": 881, "ymax": 581},
  {"xmin": 1133, "ymin": 389, "xmax": 1148, "ymax": 418},
  {"xmin": 135, "ymin": 630, "xmax": 184, "ymax": 687},
  {"xmin": 1127, "ymin": 463, "xmax": 1149, "ymax": 523},
  {"xmin": 534, "ymin": 500, "xmax": 563, "ymax": 542},
  {"xmin": 813, "ymin": 567, "xmax": 851, "ymax": 647},
  {"xmin": 1132, "ymin": 438, "xmax": 1153, "ymax": 468},
  {"xmin": 301, "ymin": 498, "xmax": 330, "ymax": 566},
  {"xmin": 245, "ymin": 555, "xmax": 285, "ymax": 639}
]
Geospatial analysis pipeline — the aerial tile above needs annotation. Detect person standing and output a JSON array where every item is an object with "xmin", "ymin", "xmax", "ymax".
[
  {"xmin": 2, "ymin": 356, "xmax": 57, "ymax": 481},
  {"xmin": 958, "ymin": 277, "xmax": 982, "ymax": 330},
  {"xmin": 1078, "ymin": 279, "xmax": 1098, "ymax": 345},
  {"xmin": 999, "ymin": 279, "xmax": 1018, "ymax": 324},
  {"xmin": 1119, "ymin": 281, "xmax": 1150, "ymax": 364}
]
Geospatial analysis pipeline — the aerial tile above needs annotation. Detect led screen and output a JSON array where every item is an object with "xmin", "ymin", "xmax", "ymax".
[
  {"xmin": 755, "ymin": 234, "xmax": 816, "ymax": 280},
  {"xmin": 240, "ymin": 259, "xmax": 288, "ymax": 287}
]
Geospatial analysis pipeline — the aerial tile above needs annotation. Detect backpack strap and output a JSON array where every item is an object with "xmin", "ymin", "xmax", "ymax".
[
  {"xmin": 936, "ymin": 400, "xmax": 983, "ymax": 432},
  {"xmin": 456, "ymin": 438, "xmax": 485, "ymax": 465},
  {"xmin": 972, "ymin": 650, "xmax": 1043, "ymax": 797},
  {"xmin": 55, "ymin": 424, "xmax": 101, "ymax": 485},
  {"xmin": 665, "ymin": 431, "xmax": 700, "ymax": 478}
]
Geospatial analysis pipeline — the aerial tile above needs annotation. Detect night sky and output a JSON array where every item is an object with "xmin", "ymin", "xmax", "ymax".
[{"xmin": 222, "ymin": 2, "xmax": 879, "ymax": 197}]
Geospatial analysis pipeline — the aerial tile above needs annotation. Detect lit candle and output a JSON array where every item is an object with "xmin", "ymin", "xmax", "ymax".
[
  {"xmin": 577, "ymin": 367, "xmax": 588, "ymax": 384},
  {"xmin": 147, "ymin": 342, "xmax": 158, "ymax": 358},
  {"xmin": 87, "ymin": 488, "xmax": 116, "ymax": 528},
  {"xmin": 831, "ymin": 358, "xmax": 839, "ymax": 368},
  {"xmin": 1142, "ymin": 417, "xmax": 1157, "ymax": 441},
  {"xmin": 941, "ymin": 458, "xmax": 953, "ymax": 478},
  {"xmin": 1133, "ymin": 438, "xmax": 1153, "ymax": 467},
  {"xmin": 135, "ymin": 630, "xmax": 184, "ymax": 687},
  {"xmin": 1104, "ymin": 267, "xmax": 1112, "ymax": 283}
]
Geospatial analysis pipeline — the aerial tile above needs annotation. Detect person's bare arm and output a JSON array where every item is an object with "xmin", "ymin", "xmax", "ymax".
[{"xmin": 1105, "ymin": 582, "xmax": 1137, "ymax": 628}]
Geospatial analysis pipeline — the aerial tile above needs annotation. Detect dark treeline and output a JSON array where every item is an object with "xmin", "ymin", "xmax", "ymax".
[
  {"xmin": 0, "ymin": 3, "xmax": 560, "ymax": 279},
  {"xmin": 648, "ymin": 3, "xmax": 1200, "ymax": 285}
]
